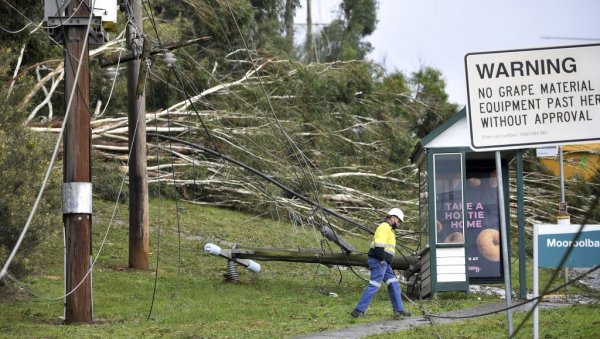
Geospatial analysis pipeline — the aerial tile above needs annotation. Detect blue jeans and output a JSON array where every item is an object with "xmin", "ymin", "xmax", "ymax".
[{"xmin": 354, "ymin": 257, "xmax": 404, "ymax": 314}]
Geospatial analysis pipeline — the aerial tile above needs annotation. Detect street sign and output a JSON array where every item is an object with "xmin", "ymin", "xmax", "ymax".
[
  {"xmin": 558, "ymin": 202, "xmax": 568, "ymax": 215},
  {"xmin": 465, "ymin": 44, "xmax": 600, "ymax": 151},
  {"xmin": 536, "ymin": 224, "xmax": 600, "ymax": 268},
  {"xmin": 532, "ymin": 224, "xmax": 600, "ymax": 338}
]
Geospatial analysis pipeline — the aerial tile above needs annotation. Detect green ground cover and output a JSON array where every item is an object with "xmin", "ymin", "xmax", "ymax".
[{"xmin": 1, "ymin": 198, "xmax": 597, "ymax": 338}]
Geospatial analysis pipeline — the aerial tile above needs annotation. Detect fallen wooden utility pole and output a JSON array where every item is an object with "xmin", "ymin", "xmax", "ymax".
[
  {"xmin": 205, "ymin": 243, "xmax": 419, "ymax": 270},
  {"xmin": 98, "ymin": 36, "xmax": 211, "ymax": 67}
]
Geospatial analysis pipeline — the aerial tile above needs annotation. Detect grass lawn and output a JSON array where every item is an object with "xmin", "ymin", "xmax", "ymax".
[{"xmin": 1, "ymin": 198, "xmax": 598, "ymax": 338}]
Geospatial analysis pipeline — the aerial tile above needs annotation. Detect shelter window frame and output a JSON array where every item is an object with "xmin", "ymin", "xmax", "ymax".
[
  {"xmin": 418, "ymin": 158, "xmax": 429, "ymax": 249},
  {"xmin": 433, "ymin": 153, "xmax": 465, "ymax": 245}
]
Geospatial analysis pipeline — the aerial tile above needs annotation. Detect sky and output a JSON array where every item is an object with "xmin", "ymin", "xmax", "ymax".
[{"xmin": 295, "ymin": 0, "xmax": 600, "ymax": 106}]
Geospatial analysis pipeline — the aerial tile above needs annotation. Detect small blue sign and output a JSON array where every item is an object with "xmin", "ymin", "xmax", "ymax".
[{"xmin": 537, "ymin": 224, "xmax": 600, "ymax": 268}]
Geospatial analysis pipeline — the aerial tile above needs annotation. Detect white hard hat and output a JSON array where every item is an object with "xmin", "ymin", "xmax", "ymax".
[{"xmin": 387, "ymin": 208, "xmax": 404, "ymax": 222}]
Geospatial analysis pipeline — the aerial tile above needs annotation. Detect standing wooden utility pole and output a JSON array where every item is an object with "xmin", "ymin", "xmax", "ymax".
[
  {"xmin": 127, "ymin": 0, "xmax": 149, "ymax": 270},
  {"xmin": 63, "ymin": 0, "xmax": 93, "ymax": 323}
]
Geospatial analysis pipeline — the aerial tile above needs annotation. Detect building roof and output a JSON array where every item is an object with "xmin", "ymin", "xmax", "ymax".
[{"xmin": 410, "ymin": 107, "xmax": 516, "ymax": 164}]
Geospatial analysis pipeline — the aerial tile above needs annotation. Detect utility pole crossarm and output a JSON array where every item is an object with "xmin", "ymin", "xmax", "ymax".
[{"xmin": 99, "ymin": 36, "xmax": 211, "ymax": 67}]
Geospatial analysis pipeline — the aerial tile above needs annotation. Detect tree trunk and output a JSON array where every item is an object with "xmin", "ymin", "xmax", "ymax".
[
  {"xmin": 305, "ymin": 0, "xmax": 313, "ymax": 63},
  {"xmin": 284, "ymin": 0, "xmax": 295, "ymax": 55}
]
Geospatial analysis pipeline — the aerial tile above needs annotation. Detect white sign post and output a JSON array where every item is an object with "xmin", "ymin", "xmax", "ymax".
[{"xmin": 465, "ymin": 44, "xmax": 600, "ymax": 151}]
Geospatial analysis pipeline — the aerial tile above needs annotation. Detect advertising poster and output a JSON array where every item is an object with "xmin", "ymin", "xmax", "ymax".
[{"xmin": 464, "ymin": 161, "xmax": 502, "ymax": 280}]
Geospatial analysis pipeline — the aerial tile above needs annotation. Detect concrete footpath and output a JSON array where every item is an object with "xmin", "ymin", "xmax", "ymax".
[
  {"xmin": 295, "ymin": 269, "xmax": 600, "ymax": 338},
  {"xmin": 293, "ymin": 298, "xmax": 585, "ymax": 339}
]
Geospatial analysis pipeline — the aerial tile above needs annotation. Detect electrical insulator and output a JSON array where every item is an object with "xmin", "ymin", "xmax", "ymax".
[
  {"xmin": 104, "ymin": 67, "xmax": 119, "ymax": 79},
  {"xmin": 162, "ymin": 52, "xmax": 177, "ymax": 67}
]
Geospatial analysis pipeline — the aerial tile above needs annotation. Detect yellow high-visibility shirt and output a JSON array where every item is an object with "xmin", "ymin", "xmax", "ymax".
[{"xmin": 370, "ymin": 222, "xmax": 396, "ymax": 257}]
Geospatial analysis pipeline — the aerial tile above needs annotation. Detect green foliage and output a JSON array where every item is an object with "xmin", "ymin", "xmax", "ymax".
[
  {"xmin": 92, "ymin": 160, "xmax": 126, "ymax": 203},
  {"xmin": 90, "ymin": 63, "xmax": 129, "ymax": 115},
  {"xmin": 293, "ymin": 61, "xmax": 374, "ymax": 108},
  {"xmin": 314, "ymin": 0, "xmax": 377, "ymax": 62},
  {"xmin": 0, "ymin": 52, "xmax": 61, "ymax": 274},
  {"xmin": 566, "ymin": 171, "xmax": 600, "ymax": 224},
  {"xmin": 0, "ymin": 0, "xmax": 42, "ymax": 48},
  {"xmin": 338, "ymin": 0, "xmax": 377, "ymax": 60},
  {"xmin": 148, "ymin": 181, "xmax": 179, "ymax": 200},
  {"xmin": 410, "ymin": 67, "xmax": 458, "ymax": 138}
]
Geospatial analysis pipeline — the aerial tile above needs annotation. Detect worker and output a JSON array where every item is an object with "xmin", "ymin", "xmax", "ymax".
[{"xmin": 351, "ymin": 208, "xmax": 411, "ymax": 319}]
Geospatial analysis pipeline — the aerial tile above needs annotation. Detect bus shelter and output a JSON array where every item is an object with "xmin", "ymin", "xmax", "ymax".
[{"xmin": 410, "ymin": 108, "xmax": 527, "ymax": 298}]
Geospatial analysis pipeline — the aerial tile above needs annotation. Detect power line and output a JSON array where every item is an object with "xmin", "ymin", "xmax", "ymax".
[
  {"xmin": 150, "ymin": 133, "xmax": 375, "ymax": 234},
  {"xmin": 424, "ymin": 265, "xmax": 600, "ymax": 321},
  {"xmin": 541, "ymin": 36, "xmax": 600, "ymax": 41},
  {"xmin": 0, "ymin": 22, "xmax": 31, "ymax": 34},
  {"xmin": 222, "ymin": 0, "xmax": 340, "ymax": 246},
  {"xmin": 146, "ymin": 60, "xmax": 164, "ymax": 320}
]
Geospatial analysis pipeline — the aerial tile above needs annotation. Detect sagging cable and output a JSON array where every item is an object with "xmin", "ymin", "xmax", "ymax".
[{"xmin": 149, "ymin": 133, "xmax": 375, "ymax": 235}]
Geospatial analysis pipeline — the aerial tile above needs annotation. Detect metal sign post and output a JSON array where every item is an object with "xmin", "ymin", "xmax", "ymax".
[
  {"xmin": 495, "ymin": 151, "xmax": 513, "ymax": 336},
  {"xmin": 533, "ymin": 225, "xmax": 540, "ymax": 339}
]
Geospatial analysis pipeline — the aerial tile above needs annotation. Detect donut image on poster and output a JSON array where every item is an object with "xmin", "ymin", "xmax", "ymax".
[
  {"xmin": 476, "ymin": 228, "xmax": 500, "ymax": 262},
  {"xmin": 444, "ymin": 231, "xmax": 463, "ymax": 243}
]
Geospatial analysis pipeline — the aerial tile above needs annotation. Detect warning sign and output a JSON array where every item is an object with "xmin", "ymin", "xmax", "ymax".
[{"xmin": 465, "ymin": 44, "xmax": 600, "ymax": 151}]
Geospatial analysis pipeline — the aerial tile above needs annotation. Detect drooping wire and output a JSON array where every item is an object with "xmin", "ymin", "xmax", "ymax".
[
  {"xmin": 1, "ymin": 4, "xmax": 143, "ymax": 304},
  {"xmin": 147, "ymin": 134, "xmax": 376, "ymax": 235},
  {"xmin": 219, "ymin": 1, "xmax": 412, "ymax": 286},
  {"xmin": 423, "ymin": 265, "xmax": 600, "ymax": 321},
  {"xmin": 139, "ymin": 2, "xmax": 330, "ymax": 199},
  {"xmin": 143, "ymin": 1, "xmax": 388, "ymax": 284},
  {"xmin": 166, "ymin": 64, "xmax": 306, "ymax": 221},
  {"xmin": 163, "ymin": 66, "xmax": 184, "ymax": 298},
  {"xmin": 147, "ymin": 56, "xmax": 163, "ymax": 320},
  {"xmin": 170, "ymin": 67, "xmax": 221, "ymax": 154},
  {"xmin": 221, "ymin": 0, "xmax": 342, "ymax": 236},
  {"xmin": 142, "ymin": 0, "xmax": 415, "ymax": 286},
  {"xmin": 95, "ymin": 28, "xmax": 128, "ymax": 118},
  {"xmin": 0, "ymin": 2, "xmax": 95, "ymax": 281},
  {"xmin": 138, "ymin": 2, "xmax": 367, "ymax": 231},
  {"xmin": 141, "ymin": 0, "xmax": 164, "ymax": 48},
  {"xmin": 204, "ymin": 0, "xmax": 234, "ymax": 52},
  {"xmin": 0, "ymin": 22, "xmax": 31, "ymax": 34}
]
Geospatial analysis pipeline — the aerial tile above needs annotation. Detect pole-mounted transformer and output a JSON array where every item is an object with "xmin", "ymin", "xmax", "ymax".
[{"xmin": 44, "ymin": 0, "xmax": 118, "ymax": 45}]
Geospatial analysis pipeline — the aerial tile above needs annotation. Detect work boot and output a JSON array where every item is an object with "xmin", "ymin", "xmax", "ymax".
[
  {"xmin": 350, "ymin": 309, "xmax": 364, "ymax": 318},
  {"xmin": 393, "ymin": 310, "xmax": 412, "ymax": 319}
]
